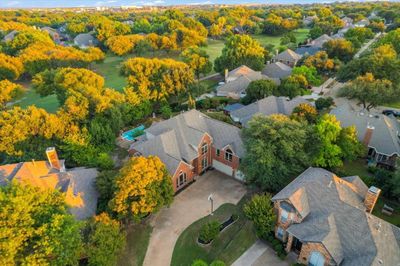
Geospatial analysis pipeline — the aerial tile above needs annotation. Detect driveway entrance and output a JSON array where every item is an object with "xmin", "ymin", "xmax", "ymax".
[{"xmin": 143, "ymin": 170, "xmax": 247, "ymax": 266}]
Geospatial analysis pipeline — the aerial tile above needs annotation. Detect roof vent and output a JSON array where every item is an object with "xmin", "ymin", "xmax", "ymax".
[
  {"xmin": 375, "ymin": 221, "xmax": 382, "ymax": 232},
  {"xmin": 360, "ymin": 112, "xmax": 365, "ymax": 116},
  {"xmin": 328, "ymin": 180, "xmax": 333, "ymax": 188},
  {"xmin": 378, "ymin": 259, "xmax": 383, "ymax": 264}
]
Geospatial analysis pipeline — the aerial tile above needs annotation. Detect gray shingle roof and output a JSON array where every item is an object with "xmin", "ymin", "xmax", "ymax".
[
  {"xmin": 130, "ymin": 110, "xmax": 244, "ymax": 175},
  {"xmin": 310, "ymin": 34, "xmax": 333, "ymax": 48},
  {"xmin": 273, "ymin": 49, "xmax": 302, "ymax": 63},
  {"xmin": 295, "ymin": 46, "xmax": 321, "ymax": 56},
  {"xmin": 74, "ymin": 33, "xmax": 96, "ymax": 47},
  {"xmin": 262, "ymin": 62, "xmax": 292, "ymax": 79},
  {"xmin": 230, "ymin": 96, "xmax": 311, "ymax": 126},
  {"xmin": 331, "ymin": 104, "xmax": 400, "ymax": 156},
  {"xmin": 272, "ymin": 167, "xmax": 400, "ymax": 266}
]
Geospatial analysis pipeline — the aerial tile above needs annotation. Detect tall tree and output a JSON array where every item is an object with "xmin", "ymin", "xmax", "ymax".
[
  {"xmin": 323, "ymin": 39, "xmax": 355, "ymax": 62},
  {"xmin": 111, "ymin": 156, "xmax": 174, "ymax": 221},
  {"xmin": 245, "ymin": 79, "xmax": 277, "ymax": 102},
  {"xmin": 339, "ymin": 73, "xmax": 397, "ymax": 110},
  {"xmin": 0, "ymin": 182, "xmax": 82, "ymax": 265},
  {"xmin": 0, "ymin": 79, "xmax": 23, "ymax": 109},
  {"xmin": 181, "ymin": 46, "xmax": 212, "ymax": 80},
  {"xmin": 243, "ymin": 194, "xmax": 276, "ymax": 237},
  {"xmin": 214, "ymin": 35, "xmax": 265, "ymax": 72},
  {"xmin": 241, "ymin": 114, "xmax": 314, "ymax": 192}
]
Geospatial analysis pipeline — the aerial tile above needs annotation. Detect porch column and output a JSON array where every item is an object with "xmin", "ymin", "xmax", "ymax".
[{"xmin": 285, "ymin": 233, "xmax": 294, "ymax": 253}]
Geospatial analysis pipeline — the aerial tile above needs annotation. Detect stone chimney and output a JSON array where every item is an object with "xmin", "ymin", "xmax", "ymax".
[
  {"xmin": 362, "ymin": 124, "xmax": 375, "ymax": 146},
  {"xmin": 224, "ymin": 68, "xmax": 228, "ymax": 83},
  {"xmin": 364, "ymin": 186, "xmax": 381, "ymax": 213},
  {"xmin": 46, "ymin": 147, "xmax": 63, "ymax": 172}
]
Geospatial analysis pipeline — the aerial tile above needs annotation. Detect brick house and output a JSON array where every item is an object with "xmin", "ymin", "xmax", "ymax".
[
  {"xmin": 272, "ymin": 167, "xmax": 400, "ymax": 266},
  {"xmin": 129, "ymin": 110, "xmax": 244, "ymax": 193}
]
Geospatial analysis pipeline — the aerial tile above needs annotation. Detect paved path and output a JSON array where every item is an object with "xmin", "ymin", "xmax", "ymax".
[
  {"xmin": 232, "ymin": 240, "xmax": 289, "ymax": 266},
  {"xmin": 354, "ymin": 32, "xmax": 381, "ymax": 59},
  {"xmin": 143, "ymin": 170, "xmax": 247, "ymax": 266}
]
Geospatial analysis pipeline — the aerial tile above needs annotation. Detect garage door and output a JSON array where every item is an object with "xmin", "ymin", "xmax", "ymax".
[{"xmin": 212, "ymin": 160, "xmax": 233, "ymax": 176}]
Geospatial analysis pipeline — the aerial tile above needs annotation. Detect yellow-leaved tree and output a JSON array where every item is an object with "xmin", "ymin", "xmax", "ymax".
[
  {"xmin": 111, "ymin": 156, "xmax": 174, "ymax": 221},
  {"xmin": 0, "ymin": 80, "xmax": 24, "ymax": 109}
]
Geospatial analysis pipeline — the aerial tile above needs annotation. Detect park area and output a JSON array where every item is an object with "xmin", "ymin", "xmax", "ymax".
[{"xmin": 11, "ymin": 29, "xmax": 309, "ymax": 113}]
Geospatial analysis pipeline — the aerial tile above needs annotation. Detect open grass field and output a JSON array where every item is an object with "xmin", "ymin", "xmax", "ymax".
[
  {"xmin": 171, "ymin": 196, "xmax": 257, "ymax": 266},
  {"xmin": 14, "ymin": 83, "xmax": 60, "ymax": 113},
  {"xmin": 117, "ymin": 223, "xmax": 153, "ymax": 266},
  {"xmin": 372, "ymin": 197, "xmax": 400, "ymax": 227},
  {"xmin": 201, "ymin": 28, "xmax": 310, "ymax": 64}
]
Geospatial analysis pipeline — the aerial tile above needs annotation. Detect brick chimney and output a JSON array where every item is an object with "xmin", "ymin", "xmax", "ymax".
[
  {"xmin": 46, "ymin": 147, "xmax": 63, "ymax": 171},
  {"xmin": 362, "ymin": 124, "xmax": 375, "ymax": 146},
  {"xmin": 364, "ymin": 186, "xmax": 381, "ymax": 213}
]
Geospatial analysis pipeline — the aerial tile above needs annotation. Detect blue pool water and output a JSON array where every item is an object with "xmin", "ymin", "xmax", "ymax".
[{"xmin": 121, "ymin": 125, "xmax": 145, "ymax": 141}]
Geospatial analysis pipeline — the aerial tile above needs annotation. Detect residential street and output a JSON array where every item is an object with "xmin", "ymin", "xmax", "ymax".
[{"xmin": 142, "ymin": 171, "xmax": 247, "ymax": 266}]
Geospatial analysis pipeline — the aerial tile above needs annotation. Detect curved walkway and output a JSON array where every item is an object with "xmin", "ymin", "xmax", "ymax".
[{"xmin": 143, "ymin": 170, "xmax": 247, "ymax": 266}]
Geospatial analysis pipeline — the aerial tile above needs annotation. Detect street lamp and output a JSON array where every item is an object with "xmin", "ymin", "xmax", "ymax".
[{"xmin": 208, "ymin": 194, "xmax": 214, "ymax": 215}]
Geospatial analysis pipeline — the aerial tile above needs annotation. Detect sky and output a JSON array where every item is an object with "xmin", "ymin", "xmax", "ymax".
[{"xmin": 0, "ymin": 0, "xmax": 397, "ymax": 8}]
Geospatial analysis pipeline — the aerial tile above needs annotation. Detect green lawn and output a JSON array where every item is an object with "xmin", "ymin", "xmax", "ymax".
[
  {"xmin": 335, "ymin": 158, "xmax": 374, "ymax": 185},
  {"xmin": 92, "ymin": 54, "xmax": 128, "ymax": 92},
  {"xmin": 171, "ymin": 196, "xmax": 257, "ymax": 266},
  {"xmin": 372, "ymin": 197, "xmax": 400, "ymax": 227},
  {"xmin": 117, "ymin": 223, "xmax": 153, "ymax": 266},
  {"xmin": 14, "ymin": 86, "xmax": 60, "ymax": 113},
  {"xmin": 202, "ymin": 28, "xmax": 310, "ymax": 65},
  {"xmin": 384, "ymin": 101, "xmax": 400, "ymax": 109}
]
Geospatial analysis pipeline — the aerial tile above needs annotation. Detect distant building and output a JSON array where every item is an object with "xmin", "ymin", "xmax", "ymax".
[
  {"xmin": 331, "ymin": 103, "xmax": 400, "ymax": 168},
  {"xmin": 262, "ymin": 62, "xmax": 292, "ymax": 80},
  {"xmin": 272, "ymin": 167, "xmax": 400, "ymax": 266},
  {"xmin": 309, "ymin": 34, "xmax": 333, "ymax": 48},
  {"xmin": 41, "ymin": 26, "xmax": 60, "ymax": 42},
  {"xmin": 74, "ymin": 33, "xmax": 97, "ymax": 48},
  {"xmin": 272, "ymin": 49, "xmax": 302, "ymax": 67},
  {"xmin": 303, "ymin": 15, "xmax": 318, "ymax": 26},
  {"xmin": 216, "ymin": 65, "xmax": 275, "ymax": 99},
  {"xmin": 355, "ymin": 19, "xmax": 370, "ymax": 28},
  {"xmin": 0, "ymin": 148, "xmax": 98, "ymax": 220},
  {"xmin": 3, "ymin": 30, "xmax": 18, "ymax": 42},
  {"xmin": 230, "ymin": 96, "xmax": 311, "ymax": 126},
  {"xmin": 341, "ymin": 16, "xmax": 354, "ymax": 27}
]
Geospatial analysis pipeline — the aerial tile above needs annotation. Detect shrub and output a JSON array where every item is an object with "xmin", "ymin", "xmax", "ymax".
[
  {"xmin": 315, "ymin": 97, "xmax": 334, "ymax": 110},
  {"xmin": 199, "ymin": 221, "xmax": 220, "ymax": 243},
  {"xmin": 210, "ymin": 260, "xmax": 226, "ymax": 266},
  {"xmin": 192, "ymin": 259, "xmax": 208, "ymax": 266},
  {"xmin": 243, "ymin": 194, "xmax": 276, "ymax": 238},
  {"xmin": 160, "ymin": 104, "xmax": 172, "ymax": 119}
]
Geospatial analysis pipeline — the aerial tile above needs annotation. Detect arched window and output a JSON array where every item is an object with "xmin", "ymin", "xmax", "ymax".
[
  {"xmin": 225, "ymin": 149, "xmax": 233, "ymax": 162},
  {"xmin": 201, "ymin": 143, "xmax": 208, "ymax": 155},
  {"xmin": 308, "ymin": 251, "xmax": 325, "ymax": 266}
]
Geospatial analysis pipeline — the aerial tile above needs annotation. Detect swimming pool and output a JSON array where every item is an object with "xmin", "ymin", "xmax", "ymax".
[{"xmin": 121, "ymin": 125, "xmax": 145, "ymax": 141}]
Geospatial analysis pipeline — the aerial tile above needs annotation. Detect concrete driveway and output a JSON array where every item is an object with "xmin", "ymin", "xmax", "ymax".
[
  {"xmin": 143, "ymin": 170, "xmax": 247, "ymax": 266},
  {"xmin": 232, "ymin": 240, "xmax": 289, "ymax": 266}
]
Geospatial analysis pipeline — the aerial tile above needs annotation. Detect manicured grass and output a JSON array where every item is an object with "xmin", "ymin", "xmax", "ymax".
[
  {"xmin": 372, "ymin": 197, "xmax": 400, "ymax": 227},
  {"xmin": 171, "ymin": 196, "xmax": 257, "ymax": 266},
  {"xmin": 384, "ymin": 101, "xmax": 400, "ymax": 109},
  {"xmin": 92, "ymin": 54, "xmax": 128, "ymax": 92},
  {"xmin": 335, "ymin": 158, "xmax": 374, "ymax": 184},
  {"xmin": 202, "ymin": 28, "xmax": 310, "ymax": 65},
  {"xmin": 117, "ymin": 223, "xmax": 153, "ymax": 266},
  {"xmin": 15, "ymin": 86, "xmax": 60, "ymax": 113}
]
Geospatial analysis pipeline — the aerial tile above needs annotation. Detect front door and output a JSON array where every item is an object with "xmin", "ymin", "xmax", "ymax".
[{"xmin": 292, "ymin": 237, "xmax": 303, "ymax": 254}]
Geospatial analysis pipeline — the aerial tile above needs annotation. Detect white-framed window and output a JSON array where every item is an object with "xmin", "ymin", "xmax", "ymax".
[
  {"xmin": 216, "ymin": 149, "xmax": 220, "ymax": 156},
  {"xmin": 201, "ymin": 157, "xmax": 208, "ymax": 170},
  {"xmin": 280, "ymin": 209, "xmax": 289, "ymax": 223},
  {"xmin": 201, "ymin": 143, "xmax": 208, "ymax": 155},
  {"xmin": 277, "ymin": 227, "xmax": 285, "ymax": 240},
  {"xmin": 225, "ymin": 149, "xmax": 233, "ymax": 162},
  {"xmin": 177, "ymin": 171, "xmax": 187, "ymax": 189}
]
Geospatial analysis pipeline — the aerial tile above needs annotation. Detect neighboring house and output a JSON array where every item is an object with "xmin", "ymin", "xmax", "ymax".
[
  {"xmin": 129, "ymin": 109, "xmax": 245, "ymax": 192},
  {"xmin": 230, "ymin": 96, "xmax": 311, "ymax": 126},
  {"xmin": 74, "ymin": 33, "xmax": 97, "ymax": 48},
  {"xmin": 272, "ymin": 167, "xmax": 400, "ymax": 266},
  {"xmin": 331, "ymin": 104, "xmax": 400, "ymax": 168},
  {"xmin": 341, "ymin": 16, "xmax": 354, "ymax": 27},
  {"xmin": 295, "ymin": 45, "xmax": 321, "ymax": 56},
  {"xmin": 309, "ymin": 34, "xmax": 333, "ymax": 48},
  {"xmin": 262, "ymin": 62, "xmax": 292, "ymax": 80},
  {"xmin": 217, "ymin": 65, "xmax": 274, "ymax": 99},
  {"xmin": 272, "ymin": 49, "xmax": 302, "ymax": 67},
  {"xmin": 223, "ymin": 103, "xmax": 245, "ymax": 115},
  {"xmin": 355, "ymin": 19, "xmax": 370, "ymax": 28},
  {"xmin": 41, "ymin": 26, "xmax": 60, "ymax": 42},
  {"xmin": 332, "ymin": 25, "xmax": 355, "ymax": 39},
  {"xmin": 3, "ymin": 30, "xmax": 18, "ymax": 42},
  {"xmin": 303, "ymin": 15, "xmax": 318, "ymax": 26},
  {"xmin": 0, "ymin": 147, "xmax": 98, "ymax": 220},
  {"xmin": 123, "ymin": 20, "xmax": 134, "ymax": 26}
]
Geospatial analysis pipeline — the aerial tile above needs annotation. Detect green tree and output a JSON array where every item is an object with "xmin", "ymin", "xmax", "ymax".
[
  {"xmin": 243, "ymin": 194, "xmax": 276, "ymax": 237},
  {"xmin": 0, "ymin": 182, "xmax": 82, "ymax": 265},
  {"xmin": 245, "ymin": 79, "xmax": 277, "ymax": 102},
  {"xmin": 277, "ymin": 74, "xmax": 308, "ymax": 99},
  {"xmin": 339, "ymin": 73, "xmax": 397, "ymax": 111},
  {"xmin": 182, "ymin": 46, "xmax": 213, "ymax": 80},
  {"xmin": 323, "ymin": 39, "xmax": 355, "ymax": 62},
  {"xmin": 86, "ymin": 213, "xmax": 126, "ymax": 266},
  {"xmin": 241, "ymin": 114, "xmax": 313, "ymax": 191},
  {"xmin": 214, "ymin": 35, "xmax": 265, "ymax": 72},
  {"xmin": 292, "ymin": 65, "xmax": 322, "ymax": 86}
]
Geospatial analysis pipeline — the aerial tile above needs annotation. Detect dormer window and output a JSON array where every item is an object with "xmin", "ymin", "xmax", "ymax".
[
  {"xmin": 201, "ymin": 143, "xmax": 208, "ymax": 155},
  {"xmin": 225, "ymin": 149, "xmax": 233, "ymax": 162},
  {"xmin": 281, "ymin": 209, "xmax": 289, "ymax": 223}
]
